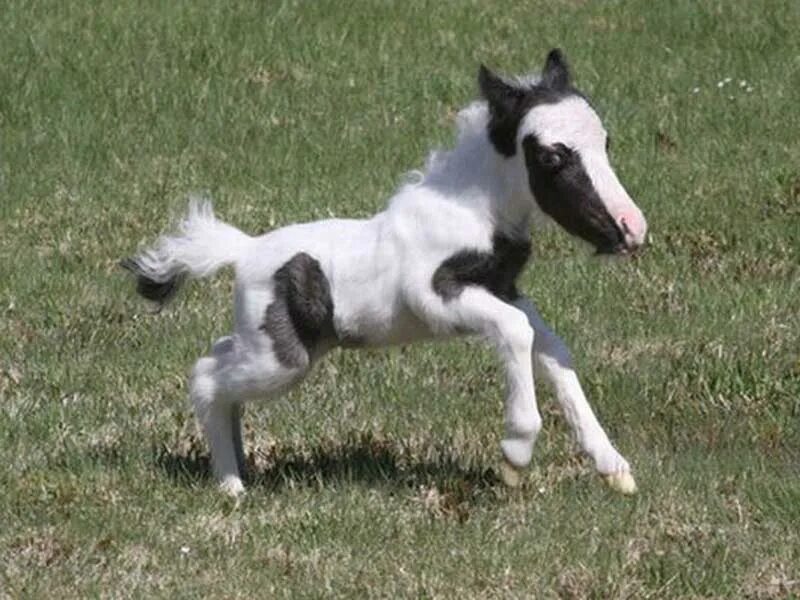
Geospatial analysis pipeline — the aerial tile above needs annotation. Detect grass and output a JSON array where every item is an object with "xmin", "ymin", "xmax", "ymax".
[{"xmin": 2, "ymin": 0, "xmax": 800, "ymax": 597}]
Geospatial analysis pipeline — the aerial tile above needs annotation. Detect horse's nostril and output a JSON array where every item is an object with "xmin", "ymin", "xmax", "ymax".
[
  {"xmin": 616, "ymin": 210, "xmax": 647, "ymax": 248},
  {"xmin": 618, "ymin": 214, "xmax": 647, "ymax": 251}
]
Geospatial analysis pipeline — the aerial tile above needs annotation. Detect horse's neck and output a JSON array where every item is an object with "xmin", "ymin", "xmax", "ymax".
[{"xmin": 493, "ymin": 159, "xmax": 534, "ymax": 237}]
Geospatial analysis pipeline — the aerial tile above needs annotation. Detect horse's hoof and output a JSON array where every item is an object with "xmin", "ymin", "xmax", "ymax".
[
  {"xmin": 499, "ymin": 459, "xmax": 522, "ymax": 488},
  {"xmin": 603, "ymin": 471, "xmax": 637, "ymax": 495},
  {"xmin": 219, "ymin": 476, "xmax": 245, "ymax": 498}
]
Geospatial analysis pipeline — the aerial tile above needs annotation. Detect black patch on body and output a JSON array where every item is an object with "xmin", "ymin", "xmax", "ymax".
[
  {"xmin": 260, "ymin": 253, "xmax": 334, "ymax": 369},
  {"xmin": 522, "ymin": 134, "xmax": 625, "ymax": 254},
  {"xmin": 432, "ymin": 233, "xmax": 532, "ymax": 302},
  {"xmin": 120, "ymin": 258, "xmax": 185, "ymax": 305}
]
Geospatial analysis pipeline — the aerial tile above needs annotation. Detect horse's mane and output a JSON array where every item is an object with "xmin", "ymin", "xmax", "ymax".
[
  {"xmin": 421, "ymin": 101, "xmax": 491, "ymax": 182},
  {"xmin": 418, "ymin": 72, "xmax": 543, "ymax": 186}
]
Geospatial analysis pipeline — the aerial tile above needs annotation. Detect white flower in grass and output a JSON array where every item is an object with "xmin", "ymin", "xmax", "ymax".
[{"xmin": 180, "ymin": 546, "xmax": 190, "ymax": 555}]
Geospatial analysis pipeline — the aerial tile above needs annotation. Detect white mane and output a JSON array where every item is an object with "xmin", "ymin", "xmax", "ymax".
[
  {"xmin": 419, "ymin": 70, "xmax": 542, "ymax": 186},
  {"xmin": 411, "ymin": 93, "xmax": 549, "ymax": 232},
  {"xmin": 421, "ymin": 101, "xmax": 493, "ymax": 183}
]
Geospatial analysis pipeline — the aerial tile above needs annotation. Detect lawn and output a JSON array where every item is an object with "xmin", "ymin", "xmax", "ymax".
[{"xmin": 2, "ymin": 1, "xmax": 799, "ymax": 597}]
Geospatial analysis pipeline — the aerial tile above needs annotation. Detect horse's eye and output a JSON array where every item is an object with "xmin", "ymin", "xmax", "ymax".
[{"xmin": 540, "ymin": 147, "xmax": 565, "ymax": 170}]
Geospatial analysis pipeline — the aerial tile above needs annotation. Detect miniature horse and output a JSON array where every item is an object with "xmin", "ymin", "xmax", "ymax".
[{"xmin": 123, "ymin": 49, "xmax": 647, "ymax": 497}]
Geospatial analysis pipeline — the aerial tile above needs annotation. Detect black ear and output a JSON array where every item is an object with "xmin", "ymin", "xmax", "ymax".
[
  {"xmin": 478, "ymin": 64, "xmax": 524, "ymax": 116},
  {"xmin": 541, "ymin": 48, "xmax": 571, "ymax": 90}
]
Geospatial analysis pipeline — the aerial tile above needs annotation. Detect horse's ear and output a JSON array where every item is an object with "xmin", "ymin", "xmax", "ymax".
[
  {"xmin": 541, "ymin": 48, "xmax": 571, "ymax": 90},
  {"xmin": 479, "ymin": 64, "xmax": 523, "ymax": 116}
]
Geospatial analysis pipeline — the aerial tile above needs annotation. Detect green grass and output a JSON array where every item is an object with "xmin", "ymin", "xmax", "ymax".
[{"xmin": 2, "ymin": 0, "xmax": 800, "ymax": 597}]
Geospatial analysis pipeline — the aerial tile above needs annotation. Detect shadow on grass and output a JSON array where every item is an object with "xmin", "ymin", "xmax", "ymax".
[{"xmin": 153, "ymin": 430, "xmax": 502, "ymax": 509}]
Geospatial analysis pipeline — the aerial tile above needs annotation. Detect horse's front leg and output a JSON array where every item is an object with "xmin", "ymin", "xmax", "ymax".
[
  {"xmin": 411, "ymin": 286, "xmax": 542, "ymax": 485},
  {"xmin": 512, "ymin": 297, "xmax": 637, "ymax": 494}
]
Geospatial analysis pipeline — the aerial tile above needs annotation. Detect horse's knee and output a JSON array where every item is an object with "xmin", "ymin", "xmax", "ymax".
[{"xmin": 505, "ymin": 318, "xmax": 535, "ymax": 356}]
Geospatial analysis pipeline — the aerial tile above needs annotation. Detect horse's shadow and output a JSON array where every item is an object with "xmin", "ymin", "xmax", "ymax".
[{"xmin": 153, "ymin": 432, "xmax": 502, "ymax": 508}]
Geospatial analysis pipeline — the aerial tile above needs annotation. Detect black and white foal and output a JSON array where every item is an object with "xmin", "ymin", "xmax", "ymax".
[{"xmin": 124, "ymin": 49, "xmax": 647, "ymax": 497}]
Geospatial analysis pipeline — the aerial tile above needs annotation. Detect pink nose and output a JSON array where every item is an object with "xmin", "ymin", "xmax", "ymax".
[{"xmin": 617, "ymin": 210, "xmax": 647, "ymax": 249}]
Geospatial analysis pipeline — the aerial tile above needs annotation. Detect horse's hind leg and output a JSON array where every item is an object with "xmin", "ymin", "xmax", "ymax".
[
  {"xmin": 190, "ymin": 335, "xmax": 308, "ymax": 496},
  {"xmin": 191, "ymin": 252, "xmax": 334, "ymax": 495},
  {"xmin": 190, "ymin": 337, "xmax": 244, "ymax": 496},
  {"xmin": 202, "ymin": 398, "xmax": 245, "ymax": 496}
]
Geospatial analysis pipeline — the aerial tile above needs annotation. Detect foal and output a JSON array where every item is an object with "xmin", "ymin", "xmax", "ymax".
[{"xmin": 124, "ymin": 49, "xmax": 647, "ymax": 497}]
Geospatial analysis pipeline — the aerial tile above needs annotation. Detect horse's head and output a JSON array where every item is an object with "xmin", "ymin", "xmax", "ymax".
[{"xmin": 479, "ymin": 49, "xmax": 647, "ymax": 254}]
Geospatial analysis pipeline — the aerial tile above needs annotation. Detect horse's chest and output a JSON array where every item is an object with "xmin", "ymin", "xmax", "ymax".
[{"xmin": 432, "ymin": 233, "xmax": 532, "ymax": 302}]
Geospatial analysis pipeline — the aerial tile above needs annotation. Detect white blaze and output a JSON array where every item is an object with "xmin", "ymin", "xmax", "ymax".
[{"xmin": 519, "ymin": 96, "xmax": 647, "ymax": 247}]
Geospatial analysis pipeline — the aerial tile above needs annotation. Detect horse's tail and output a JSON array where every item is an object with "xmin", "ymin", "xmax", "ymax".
[{"xmin": 121, "ymin": 199, "xmax": 253, "ymax": 306}]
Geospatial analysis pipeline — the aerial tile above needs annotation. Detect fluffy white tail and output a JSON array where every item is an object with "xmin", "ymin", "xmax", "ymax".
[{"xmin": 122, "ymin": 199, "xmax": 252, "ymax": 304}]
